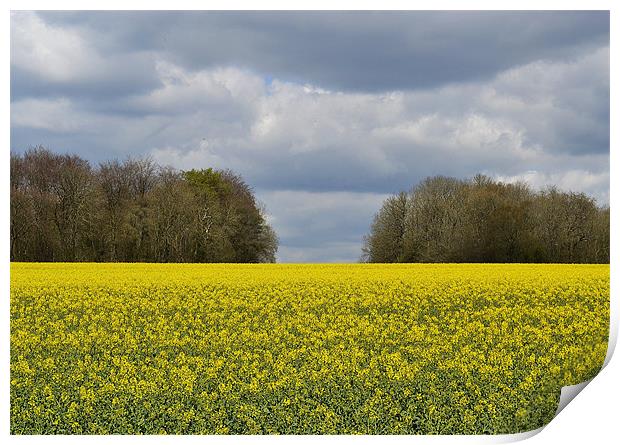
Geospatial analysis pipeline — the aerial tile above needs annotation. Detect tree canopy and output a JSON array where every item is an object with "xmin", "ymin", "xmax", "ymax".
[
  {"xmin": 362, "ymin": 175, "xmax": 609, "ymax": 264},
  {"xmin": 10, "ymin": 147, "xmax": 278, "ymax": 263}
]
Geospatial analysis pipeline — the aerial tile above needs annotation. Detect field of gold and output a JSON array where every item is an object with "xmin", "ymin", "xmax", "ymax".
[{"xmin": 10, "ymin": 263, "xmax": 609, "ymax": 434}]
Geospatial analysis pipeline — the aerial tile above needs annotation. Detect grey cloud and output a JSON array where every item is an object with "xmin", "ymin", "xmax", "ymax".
[
  {"xmin": 28, "ymin": 11, "xmax": 609, "ymax": 94},
  {"xmin": 11, "ymin": 12, "xmax": 162, "ymax": 102},
  {"xmin": 276, "ymin": 243, "xmax": 366, "ymax": 264},
  {"xmin": 257, "ymin": 190, "xmax": 389, "ymax": 262},
  {"xmin": 10, "ymin": 11, "xmax": 610, "ymax": 261}
]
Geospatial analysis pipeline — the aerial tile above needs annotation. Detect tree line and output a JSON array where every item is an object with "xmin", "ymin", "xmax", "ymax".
[
  {"xmin": 10, "ymin": 147, "xmax": 278, "ymax": 263},
  {"xmin": 362, "ymin": 174, "xmax": 609, "ymax": 263}
]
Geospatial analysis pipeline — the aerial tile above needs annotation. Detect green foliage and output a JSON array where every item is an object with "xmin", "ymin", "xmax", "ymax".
[{"xmin": 183, "ymin": 168, "xmax": 230, "ymax": 200}]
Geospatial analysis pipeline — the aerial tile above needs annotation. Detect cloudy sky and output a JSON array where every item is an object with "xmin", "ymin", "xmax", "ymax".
[{"xmin": 10, "ymin": 11, "xmax": 609, "ymax": 262}]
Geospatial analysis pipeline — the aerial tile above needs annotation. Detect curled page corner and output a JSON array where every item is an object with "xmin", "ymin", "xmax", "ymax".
[
  {"xmin": 541, "ymin": 262, "xmax": 616, "ymax": 430},
  {"xmin": 488, "ymin": 380, "xmax": 594, "ymax": 444},
  {"xmin": 555, "ymin": 379, "xmax": 592, "ymax": 417}
]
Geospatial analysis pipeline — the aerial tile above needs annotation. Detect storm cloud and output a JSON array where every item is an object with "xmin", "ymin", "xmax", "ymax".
[{"xmin": 10, "ymin": 10, "xmax": 610, "ymax": 262}]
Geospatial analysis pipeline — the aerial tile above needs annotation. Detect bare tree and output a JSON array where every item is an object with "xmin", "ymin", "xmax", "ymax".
[{"xmin": 363, "ymin": 174, "xmax": 609, "ymax": 264}]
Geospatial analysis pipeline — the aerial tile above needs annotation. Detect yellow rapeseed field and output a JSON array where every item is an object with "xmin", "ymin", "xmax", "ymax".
[{"xmin": 10, "ymin": 263, "xmax": 609, "ymax": 434}]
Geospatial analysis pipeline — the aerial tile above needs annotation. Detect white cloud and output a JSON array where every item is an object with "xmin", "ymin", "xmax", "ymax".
[
  {"xmin": 127, "ymin": 61, "xmax": 266, "ymax": 115},
  {"xmin": 11, "ymin": 11, "xmax": 99, "ymax": 82},
  {"xmin": 11, "ymin": 98, "xmax": 80, "ymax": 132},
  {"xmin": 495, "ymin": 170, "xmax": 610, "ymax": 206},
  {"xmin": 11, "ymin": 11, "xmax": 160, "ymax": 97}
]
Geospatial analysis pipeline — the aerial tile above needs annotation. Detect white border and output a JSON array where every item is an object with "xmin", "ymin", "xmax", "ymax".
[{"xmin": 3, "ymin": 1, "xmax": 616, "ymax": 443}]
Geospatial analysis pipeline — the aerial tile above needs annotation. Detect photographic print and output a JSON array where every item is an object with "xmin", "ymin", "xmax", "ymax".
[{"xmin": 9, "ymin": 9, "xmax": 610, "ymax": 436}]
